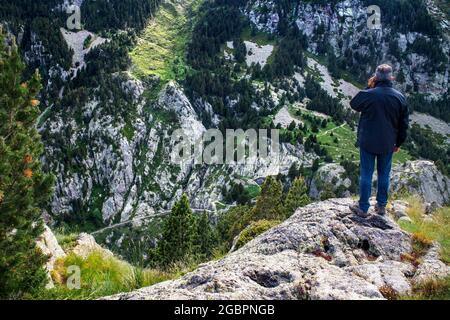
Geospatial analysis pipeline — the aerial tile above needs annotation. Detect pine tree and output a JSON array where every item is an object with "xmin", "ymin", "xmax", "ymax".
[
  {"xmin": 288, "ymin": 163, "xmax": 299, "ymax": 180},
  {"xmin": 251, "ymin": 176, "xmax": 284, "ymax": 221},
  {"xmin": 158, "ymin": 194, "xmax": 195, "ymax": 266},
  {"xmin": 284, "ymin": 177, "xmax": 311, "ymax": 218},
  {"xmin": 216, "ymin": 205, "xmax": 252, "ymax": 248},
  {"xmin": 0, "ymin": 32, "xmax": 54, "ymax": 298},
  {"xmin": 193, "ymin": 212, "xmax": 217, "ymax": 260}
]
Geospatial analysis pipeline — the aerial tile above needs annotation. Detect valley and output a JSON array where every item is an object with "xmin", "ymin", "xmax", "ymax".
[{"xmin": 0, "ymin": 0, "xmax": 449, "ymax": 300}]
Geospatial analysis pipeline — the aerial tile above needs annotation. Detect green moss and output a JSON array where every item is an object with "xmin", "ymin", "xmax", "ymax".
[{"xmin": 241, "ymin": 25, "xmax": 275, "ymax": 46}]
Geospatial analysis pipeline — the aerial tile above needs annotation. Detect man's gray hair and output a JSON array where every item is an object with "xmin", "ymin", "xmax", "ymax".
[{"xmin": 375, "ymin": 64, "xmax": 394, "ymax": 81}]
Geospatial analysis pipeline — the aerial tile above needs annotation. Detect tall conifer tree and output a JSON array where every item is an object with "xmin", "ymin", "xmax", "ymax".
[
  {"xmin": 0, "ymin": 32, "xmax": 54, "ymax": 298},
  {"xmin": 158, "ymin": 194, "xmax": 195, "ymax": 266},
  {"xmin": 251, "ymin": 176, "xmax": 284, "ymax": 221},
  {"xmin": 284, "ymin": 177, "xmax": 310, "ymax": 218}
]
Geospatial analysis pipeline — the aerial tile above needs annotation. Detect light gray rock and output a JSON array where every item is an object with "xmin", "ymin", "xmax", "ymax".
[
  {"xmin": 70, "ymin": 233, "xmax": 114, "ymax": 259},
  {"xmin": 390, "ymin": 200, "xmax": 409, "ymax": 220},
  {"xmin": 102, "ymin": 198, "xmax": 448, "ymax": 300},
  {"xmin": 391, "ymin": 161, "xmax": 450, "ymax": 206},
  {"xmin": 413, "ymin": 243, "xmax": 450, "ymax": 283},
  {"xmin": 36, "ymin": 225, "xmax": 66, "ymax": 289},
  {"xmin": 244, "ymin": 0, "xmax": 449, "ymax": 96}
]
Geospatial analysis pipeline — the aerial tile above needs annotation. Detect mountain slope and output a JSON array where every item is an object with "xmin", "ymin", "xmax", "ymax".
[{"xmin": 1, "ymin": 0, "xmax": 449, "ymax": 256}]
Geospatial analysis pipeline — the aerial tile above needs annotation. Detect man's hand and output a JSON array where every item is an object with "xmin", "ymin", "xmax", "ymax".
[
  {"xmin": 368, "ymin": 76, "xmax": 377, "ymax": 89},
  {"xmin": 394, "ymin": 146, "xmax": 400, "ymax": 153}
]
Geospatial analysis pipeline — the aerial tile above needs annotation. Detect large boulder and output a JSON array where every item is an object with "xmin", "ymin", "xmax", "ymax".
[
  {"xmin": 391, "ymin": 161, "xmax": 450, "ymax": 206},
  {"xmin": 71, "ymin": 233, "xmax": 114, "ymax": 259},
  {"xmin": 103, "ymin": 198, "xmax": 449, "ymax": 300},
  {"xmin": 36, "ymin": 225, "xmax": 66, "ymax": 289}
]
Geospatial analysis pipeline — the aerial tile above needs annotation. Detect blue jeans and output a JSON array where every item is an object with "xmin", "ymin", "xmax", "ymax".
[{"xmin": 359, "ymin": 148, "xmax": 393, "ymax": 213}]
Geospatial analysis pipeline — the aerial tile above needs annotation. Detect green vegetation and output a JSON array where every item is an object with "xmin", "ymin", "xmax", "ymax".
[
  {"xmin": 251, "ymin": 176, "xmax": 284, "ymax": 221},
  {"xmin": 217, "ymin": 175, "xmax": 310, "ymax": 252},
  {"xmin": 409, "ymin": 93, "xmax": 450, "ymax": 123},
  {"xmin": 404, "ymin": 124, "xmax": 450, "ymax": 176},
  {"xmin": 284, "ymin": 177, "xmax": 311, "ymax": 218},
  {"xmin": 402, "ymin": 276, "xmax": 450, "ymax": 300},
  {"xmin": 245, "ymin": 184, "xmax": 261, "ymax": 199},
  {"xmin": 81, "ymin": 0, "xmax": 162, "ymax": 32},
  {"xmin": 397, "ymin": 196, "xmax": 450, "ymax": 264},
  {"xmin": 35, "ymin": 250, "xmax": 174, "ymax": 300},
  {"xmin": 241, "ymin": 25, "xmax": 274, "ymax": 46},
  {"xmin": 0, "ymin": 33, "xmax": 55, "ymax": 299},
  {"xmin": 234, "ymin": 220, "xmax": 280, "ymax": 250},
  {"xmin": 392, "ymin": 196, "xmax": 450, "ymax": 300},
  {"xmin": 363, "ymin": 0, "xmax": 440, "ymax": 35},
  {"xmin": 130, "ymin": 0, "xmax": 202, "ymax": 82},
  {"xmin": 288, "ymin": 107, "xmax": 411, "ymax": 164},
  {"xmin": 157, "ymin": 194, "xmax": 217, "ymax": 267}
]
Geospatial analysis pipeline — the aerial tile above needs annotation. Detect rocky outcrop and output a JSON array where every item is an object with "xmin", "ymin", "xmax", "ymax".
[
  {"xmin": 391, "ymin": 161, "xmax": 450, "ymax": 206},
  {"xmin": 36, "ymin": 225, "xmax": 67, "ymax": 289},
  {"xmin": 103, "ymin": 198, "xmax": 449, "ymax": 300},
  {"xmin": 71, "ymin": 233, "xmax": 114, "ymax": 259}
]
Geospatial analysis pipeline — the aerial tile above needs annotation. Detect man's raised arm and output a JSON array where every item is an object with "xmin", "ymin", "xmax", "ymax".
[{"xmin": 350, "ymin": 91, "xmax": 370, "ymax": 113}]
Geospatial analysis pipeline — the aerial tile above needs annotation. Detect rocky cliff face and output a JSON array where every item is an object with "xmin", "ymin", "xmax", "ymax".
[
  {"xmin": 310, "ymin": 160, "xmax": 450, "ymax": 206},
  {"xmin": 245, "ymin": 0, "xmax": 450, "ymax": 96},
  {"xmin": 104, "ymin": 198, "xmax": 449, "ymax": 300},
  {"xmin": 391, "ymin": 160, "xmax": 450, "ymax": 206},
  {"xmin": 41, "ymin": 77, "xmax": 316, "ymax": 223}
]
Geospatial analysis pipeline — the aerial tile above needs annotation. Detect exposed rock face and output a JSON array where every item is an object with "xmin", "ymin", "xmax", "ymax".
[
  {"xmin": 410, "ymin": 112, "xmax": 450, "ymax": 143},
  {"xmin": 36, "ymin": 225, "xmax": 67, "ymax": 289},
  {"xmin": 103, "ymin": 198, "xmax": 449, "ymax": 300},
  {"xmin": 71, "ymin": 233, "xmax": 114, "ymax": 259},
  {"xmin": 391, "ymin": 161, "xmax": 450, "ymax": 206},
  {"xmin": 309, "ymin": 163, "xmax": 352, "ymax": 199}
]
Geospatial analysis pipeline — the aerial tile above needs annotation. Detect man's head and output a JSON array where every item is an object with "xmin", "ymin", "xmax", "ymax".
[{"xmin": 375, "ymin": 64, "xmax": 394, "ymax": 81}]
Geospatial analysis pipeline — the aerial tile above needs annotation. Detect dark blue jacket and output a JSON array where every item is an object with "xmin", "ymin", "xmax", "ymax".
[{"xmin": 350, "ymin": 80, "xmax": 409, "ymax": 155}]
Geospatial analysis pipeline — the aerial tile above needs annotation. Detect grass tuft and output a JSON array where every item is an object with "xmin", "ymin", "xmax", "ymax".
[
  {"xmin": 402, "ymin": 276, "xmax": 450, "ymax": 300},
  {"xmin": 398, "ymin": 196, "xmax": 450, "ymax": 264},
  {"xmin": 34, "ymin": 250, "xmax": 174, "ymax": 300}
]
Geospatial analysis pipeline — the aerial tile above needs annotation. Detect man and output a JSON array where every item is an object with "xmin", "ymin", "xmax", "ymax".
[{"xmin": 349, "ymin": 64, "xmax": 409, "ymax": 218}]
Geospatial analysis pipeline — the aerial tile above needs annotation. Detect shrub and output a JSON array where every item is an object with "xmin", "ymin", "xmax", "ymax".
[{"xmin": 234, "ymin": 220, "xmax": 280, "ymax": 250}]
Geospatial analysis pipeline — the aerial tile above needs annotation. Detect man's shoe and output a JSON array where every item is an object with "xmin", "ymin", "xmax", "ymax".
[
  {"xmin": 375, "ymin": 204, "xmax": 386, "ymax": 216},
  {"xmin": 349, "ymin": 204, "xmax": 369, "ymax": 218}
]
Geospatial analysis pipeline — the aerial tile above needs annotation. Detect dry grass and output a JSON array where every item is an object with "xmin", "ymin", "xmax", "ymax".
[{"xmin": 402, "ymin": 276, "xmax": 450, "ymax": 300}]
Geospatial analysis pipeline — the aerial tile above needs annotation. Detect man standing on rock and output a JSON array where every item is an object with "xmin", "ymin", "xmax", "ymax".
[{"xmin": 349, "ymin": 64, "xmax": 409, "ymax": 218}]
